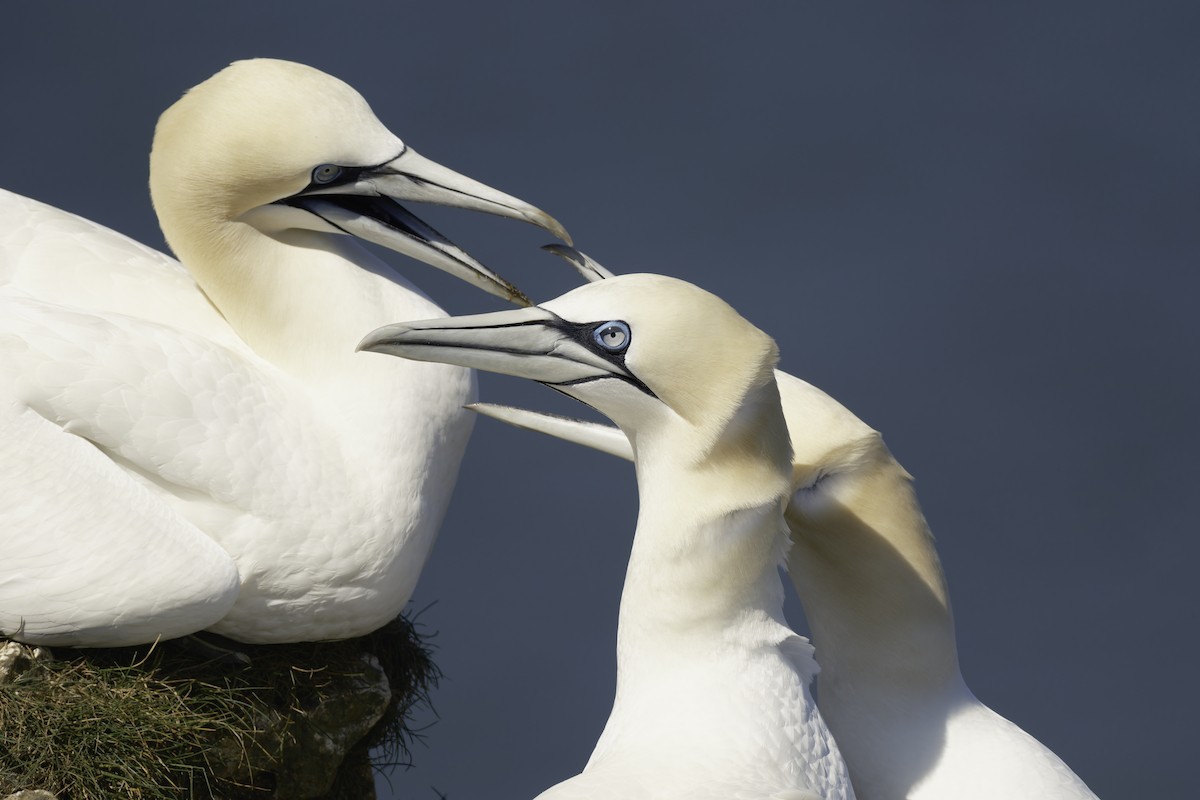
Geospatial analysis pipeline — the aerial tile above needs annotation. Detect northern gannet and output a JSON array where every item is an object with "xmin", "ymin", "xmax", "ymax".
[
  {"xmin": 472, "ymin": 251, "xmax": 1099, "ymax": 799},
  {"xmin": 360, "ymin": 273, "xmax": 855, "ymax": 800},
  {"xmin": 0, "ymin": 59, "xmax": 569, "ymax": 647}
]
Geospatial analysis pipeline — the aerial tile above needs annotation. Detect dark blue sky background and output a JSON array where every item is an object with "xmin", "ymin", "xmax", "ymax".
[{"xmin": 3, "ymin": 3, "xmax": 1196, "ymax": 797}]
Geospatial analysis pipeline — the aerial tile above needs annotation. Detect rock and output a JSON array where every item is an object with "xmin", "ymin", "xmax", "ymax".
[
  {"xmin": 207, "ymin": 652, "xmax": 392, "ymax": 799},
  {"xmin": 0, "ymin": 617, "xmax": 433, "ymax": 799},
  {"xmin": 0, "ymin": 642, "xmax": 50, "ymax": 684}
]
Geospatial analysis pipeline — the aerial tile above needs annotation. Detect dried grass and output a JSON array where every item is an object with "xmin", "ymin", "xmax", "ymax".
[{"xmin": 0, "ymin": 615, "xmax": 439, "ymax": 800}]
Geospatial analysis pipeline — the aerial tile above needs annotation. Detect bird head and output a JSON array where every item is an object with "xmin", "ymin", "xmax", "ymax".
[
  {"xmin": 149, "ymin": 58, "xmax": 570, "ymax": 304},
  {"xmin": 358, "ymin": 271, "xmax": 791, "ymax": 474}
]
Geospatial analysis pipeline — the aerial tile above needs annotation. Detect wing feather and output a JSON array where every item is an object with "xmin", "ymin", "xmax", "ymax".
[{"xmin": 0, "ymin": 398, "xmax": 240, "ymax": 647}]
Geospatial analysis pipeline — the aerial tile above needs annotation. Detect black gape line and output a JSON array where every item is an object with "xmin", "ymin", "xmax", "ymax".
[
  {"xmin": 376, "ymin": 312, "xmax": 660, "ymax": 400},
  {"xmin": 285, "ymin": 194, "xmax": 423, "ymax": 239},
  {"xmin": 276, "ymin": 192, "xmax": 480, "ymax": 273},
  {"xmin": 540, "ymin": 313, "xmax": 657, "ymax": 399},
  {"xmin": 292, "ymin": 145, "xmax": 409, "ymax": 195}
]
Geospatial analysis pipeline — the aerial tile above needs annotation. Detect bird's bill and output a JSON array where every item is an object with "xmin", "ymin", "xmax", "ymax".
[
  {"xmin": 468, "ymin": 402, "xmax": 633, "ymax": 461},
  {"xmin": 285, "ymin": 146, "xmax": 572, "ymax": 306},
  {"xmin": 357, "ymin": 306, "xmax": 637, "ymax": 388},
  {"xmin": 542, "ymin": 243, "xmax": 615, "ymax": 283},
  {"xmin": 290, "ymin": 195, "xmax": 531, "ymax": 305},
  {"xmin": 367, "ymin": 149, "xmax": 571, "ymax": 244}
]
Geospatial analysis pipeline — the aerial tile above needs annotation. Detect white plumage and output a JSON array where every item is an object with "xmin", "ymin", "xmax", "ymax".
[
  {"xmin": 780, "ymin": 373, "xmax": 1098, "ymax": 800},
  {"xmin": 468, "ymin": 248, "xmax": 1098, "ymax": 800},
  {"xmin": 0, "ymin": 59, "xmax": 567, "ymax": 646},
  {"xmin": 361, "ymin": 273, "xmax": 855, "ymax": 800}
]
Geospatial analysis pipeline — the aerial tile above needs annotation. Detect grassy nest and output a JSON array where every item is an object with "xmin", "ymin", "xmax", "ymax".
[{"xmin": 0, "ymin": 615, "xmax": 439, "ymax": 800}]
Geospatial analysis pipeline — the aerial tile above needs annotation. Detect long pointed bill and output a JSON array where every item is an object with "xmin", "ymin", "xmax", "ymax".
[
  {"xmin": 467, "ymin": 402, "xmax": 633, "ymax": 461},
  {"xmin": 285, "ymin": 145, "xmax": 571, "ymax": 306},
  {"xmin": 542, "ymin": 244, "xmax": 616, "ymax": 283},
  {"xmin": 368, "ymin": 149, "xmax": 571, "ymax": 243},
  {"xmin": 295, "ymin": 196, "xmax": 531, "ymax": 305},
  {"xmin": 356, "ymin": 306, "xmax": 652, "ymax": 396}
]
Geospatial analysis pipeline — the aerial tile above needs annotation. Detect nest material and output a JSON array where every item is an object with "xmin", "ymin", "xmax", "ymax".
[{"xmin": 0, "ymin": 615, "xmax": 439, "ymax": 800}]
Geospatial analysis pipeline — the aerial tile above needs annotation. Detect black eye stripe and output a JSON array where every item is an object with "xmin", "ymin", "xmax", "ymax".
[
  {"xmin": 494, "ymin": 312, "xmax": 654, "ymax": 398},
  {"xmin": 290, "ymin": 150, "xmax": 407, "ymax": 198}
]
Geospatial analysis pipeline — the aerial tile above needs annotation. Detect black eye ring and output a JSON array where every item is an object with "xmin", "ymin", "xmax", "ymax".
[
  {"xmin": 311, "ymin": 164, "xmax": 343, "ymax": 185},
  {"xmin": 592, "ymin": 321, "xmax": 631, "ymax": 353}
]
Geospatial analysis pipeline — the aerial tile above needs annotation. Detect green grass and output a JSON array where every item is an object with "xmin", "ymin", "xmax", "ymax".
[{"xmin": 0, "ymin": 615, "xmax": 439, "ymax": 799}]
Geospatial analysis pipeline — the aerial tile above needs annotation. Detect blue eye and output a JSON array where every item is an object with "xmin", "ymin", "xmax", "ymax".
[
  {"xmin": 312, "ymin": 164, "xmax": 343, "ymax": 184},
  {"xmin": 593, "ymin": 321, "xmax": 631, "ymax": 352}
]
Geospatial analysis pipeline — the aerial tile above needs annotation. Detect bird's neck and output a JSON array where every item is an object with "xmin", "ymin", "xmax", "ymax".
[
  {"xmin": 158, "ymin": 209, "xmax": 471, "ymax": 493},
  {"xmin": 614, "ymin": 383, "xmax": 795, "ymax": 679},
  {"xmin": 621, "ymin": 494, "xmax": 788, "ymax": 652},
  {"xmin": 168, "ymin": 216, "xmax": 442, "ymax": 381},
  {"xmin": 787, "ymin": 443, "xmax": 961, "ymax": 702}
]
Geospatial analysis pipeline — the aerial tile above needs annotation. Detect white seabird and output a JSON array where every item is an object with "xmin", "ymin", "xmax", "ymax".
[
  {"xmin": 0, "ymin": 59, "xmax": 569, "ymax": 647},
  {"xmin": 360, "ymin": 273, "xmax": 855, "ymax": 800},
  {"xmin": 473, "ymin": 250, "xmax": 1099, "ymax": 800}
]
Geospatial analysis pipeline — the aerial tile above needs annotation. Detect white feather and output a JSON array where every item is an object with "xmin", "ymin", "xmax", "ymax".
[
  {"xmin": 366, "ymin": 273, "xmax": 856, "ymax": 799},
  {"xmin": 0, "ymin": 59, "xmax": 566, "ymax": 646}
]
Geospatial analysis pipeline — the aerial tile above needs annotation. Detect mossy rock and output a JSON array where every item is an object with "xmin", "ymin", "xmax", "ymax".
[{"xmin": 0, "ymin": 616, "xmax": 438, "ymax": 800}]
